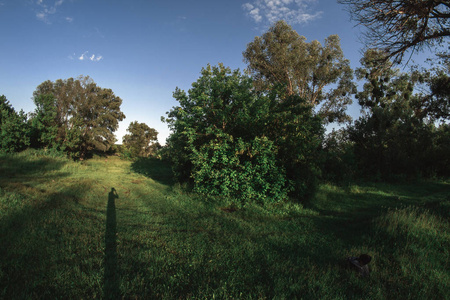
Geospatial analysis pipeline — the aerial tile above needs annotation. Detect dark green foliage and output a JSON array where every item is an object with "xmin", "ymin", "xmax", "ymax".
[
  {"xmin": 321, "ymin": 129, "xmax": 356, "ymax": 184},
  {"xmin": 164, "ymin": 64, "xmax": 323, "ymax": 204},
  {"xmin": 0, "ymin": 95, "xmax": 29, "ymax": 153},
  {"xmin": 122, "ymin": 121, "xmax": 158, "ymax": 158},
  {"xmin": 164, "ymin": 63, "xmax": 265, "ymax": 183},
  {"xmin": 164, "ymin": 64, "xmax": 288, "ymax": 203},
  {"xmin": 29, "ymin": 94, "xmax": 59, "ymax": 149},
  {"xmin": 413, "ymin": 55, "xmax": 450, "ymax": 122},
  {"xmin": 191, "ymin": 136, "xmax": 289, "ymax": 204},
  {"xmin": 429, "ymin": 124, "xmax": 450, "ymax": 176},
  {"xmin": 131, "ymin": 156, "xmax": 174, "ymax": 185},
  {"xmin": 348, "ymin": 113, "xmax": 442, "ymax": 178},
  {"xmin": 265, "ymin": 94, "xmax": 324, "ymax": 198},
  {"xmin": 346, "ymin": 49, "xmax": 450, "ymax": 178},
  {"xmin": 32, "ymin": 76, "xmax": 125, "ymax": 159},
  {"xmin": 62, "ymin": 117, "xmax": 85, "ymax": 159}
]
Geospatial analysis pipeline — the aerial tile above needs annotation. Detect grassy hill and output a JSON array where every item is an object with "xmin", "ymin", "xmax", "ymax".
[{"xmin": 1, "ymin": 149, "xmax": 449, "ymax": 299}]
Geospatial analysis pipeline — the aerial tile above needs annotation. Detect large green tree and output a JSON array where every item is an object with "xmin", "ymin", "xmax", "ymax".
[
  {"xmin": 0, "ymin": 95, "xmax": 29, "ymax": 153},
  {"xmin": 122, "ymin": 121, "xmax": 158, "ymax": 157},
  {"xmin": 243, "ymin": 20, "xmax": 355, "ymax": 123},
  {"xmin": 164, "ymin": 64, "xmax": 289, "ymax": 203},
  {"xmin": 164, "ymin": 64, "xmax": 323, "ymax": 203},
  {"xmin": 33, "ymin": 76, "xmax": 125, "ymax": 158},
  {"xmin": 348, "ymin": 49, "xmax": 449, "ymax": 177},
  {"xmin": 338, "ymin": 0, "xmax": 450, "ymax": 64}
]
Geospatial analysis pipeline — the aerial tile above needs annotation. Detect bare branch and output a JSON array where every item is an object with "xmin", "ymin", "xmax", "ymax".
[{"xmin": 339, "ymin": 0, "xmax": 450, "ymax": 64}]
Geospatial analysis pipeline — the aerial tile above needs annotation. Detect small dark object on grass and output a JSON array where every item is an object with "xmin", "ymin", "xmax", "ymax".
[
  {"xmin": 220, "ymin": 206, "xmax": 238, "ymax": 213},
  {"xmin": 348, "ymin": 254, "xmax": 372, "ymax": 277}
]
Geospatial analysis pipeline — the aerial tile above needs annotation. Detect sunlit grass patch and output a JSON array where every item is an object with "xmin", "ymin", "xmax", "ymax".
[
  {"xmin": 377, "ymin": 206, "xmax": 445, "ymax": 240},
  {"xmin": 365, "ymin": 205, "xmax": 450, "ymax": 298}
]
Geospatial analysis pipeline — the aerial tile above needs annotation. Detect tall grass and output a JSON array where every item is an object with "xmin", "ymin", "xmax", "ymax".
[{"xmin": 0, "ymin": 150, "xmax": 449, "ymax": 299}]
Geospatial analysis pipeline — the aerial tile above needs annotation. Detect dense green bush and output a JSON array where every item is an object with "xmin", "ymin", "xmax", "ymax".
[
  {"xmin": 266, "ymin": 94, "xmax": 324, "ymax": 198},
  {"xmin": 191, "ymin": 136, "xmax": 289, "ymax": 204},
  {"xmin": 164, "ymin": 64, "xmax": 323, "ymax": 204},
  {"xmin": 0, "ymin": 95, "xmax": 30, "ymax": 153},
  {"xmin": 28, "ymin": 94, "xmax": 59, "ymax": 149}
]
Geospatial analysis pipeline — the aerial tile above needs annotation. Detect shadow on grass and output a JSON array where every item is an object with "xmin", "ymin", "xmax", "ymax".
[
  {"xmin": 0, "ymin": 154, "xmax": 68, "ymax": 180},
  {"xmin": 304, "ymin": 180, "xmax": 450, "ymax": 257},
  {"xmin": 92, "ymin": 179, "xmax": 449, "ymax": 298},
  {"xmin": 104, "ymin": 188, "xmax": 120, "ymax": 299},
  {"xmin": 0, "ymin": 181, "xmax": 95, "ymax": 298},
  {"xmin": 0, "ymin": 153, "xmax": 72, "ymax": 236},
  {"xmin": 130, "ymin": 157, "xmax": 174, "ymax": 186}
]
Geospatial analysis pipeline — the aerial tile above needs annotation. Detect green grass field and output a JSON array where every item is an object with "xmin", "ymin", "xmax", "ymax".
[{"xmin": 1, "ymin": 149, "xmax": 449, "ymax": 299}]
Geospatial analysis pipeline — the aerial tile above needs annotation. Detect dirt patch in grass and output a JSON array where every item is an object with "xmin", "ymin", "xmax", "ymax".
[{"xmin": 219, "ymin": 206, "xmax": 238, "ymax": 213}]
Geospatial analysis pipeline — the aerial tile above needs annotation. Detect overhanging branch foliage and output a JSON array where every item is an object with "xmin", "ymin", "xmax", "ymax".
[{"xmin": 339, "ymin": 0, "xmax": 450, "ymax": 63}]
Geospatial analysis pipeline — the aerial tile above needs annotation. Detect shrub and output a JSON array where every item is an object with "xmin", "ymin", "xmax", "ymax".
[
  {"xmin": 0, "ymin": 95, "xmax": 30, "ymax": 153},
  {"xmin": 164, "ymin": 64, "xmax": 323, "ymax": 204},
  {"xmin": 191, "ymin": 136, "xmax": 289, "ymax": 205}
]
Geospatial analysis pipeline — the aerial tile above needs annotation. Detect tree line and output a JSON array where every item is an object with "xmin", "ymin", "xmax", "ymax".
[
  {"xmin": 1, "ymin": 0, "xmax": 449, "ymax": 205},
  {"xmin": 162, "ymin": 19, "xmax": 449, "ymax": 204},
  {"xmin": 0, "ymin": 76, "xmax": 158, "ymax": 159}
]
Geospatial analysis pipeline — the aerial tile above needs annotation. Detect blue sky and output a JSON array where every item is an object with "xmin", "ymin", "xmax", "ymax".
[{"xmin": 0, "ymin": 0, "xmax": 415, "ymax": 144}]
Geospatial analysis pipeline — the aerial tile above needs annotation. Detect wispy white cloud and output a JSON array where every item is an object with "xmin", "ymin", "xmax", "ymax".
[
  {"xmin": 243, "ymin": 0, "xmax": 322, "ymax": 26},
  {"xmin": 78, "ymin": 51, "xmax": 88, "ymax": 60},
  {"xmin": 35, "ymin": 0, "xmax": 65, "ymax": 24},
  {"xmin": 89, "ymin": 54, "xmax": 103, "ymax": 62},
  {"xmin": 71, "ymin": 51, "xmax": 103, "ymax": 62},
  {"xmin": 65, "ymin": 16, "xmax": 73, "ymax": 23},
  {"xmin": 94, "ymin": 27, "xmax": 105, "ymax": 39}
]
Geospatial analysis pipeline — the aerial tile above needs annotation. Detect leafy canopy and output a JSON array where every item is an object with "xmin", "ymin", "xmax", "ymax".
[
  {"xmin": 29, "ymin": 93, "xmax": 59, "ymax": 148},
  {"xmin": 349, "ymin": 49, "xmax": 449, "ymax": 177},
  {"xmin": 0, "ymin": 95, "xmax": 30, "ymax": 153},
  {"xmin": 32, "ymin": 76, "xmax": 125, "ymax": 158},
  {"xmin": 164, "ymin": 64, "xmax": 290, "ymax": 204},
  {"xmin": 243, "ymin": 20, "xmax": 355, "ymax": 123},
  {"xmin": 164, "ymin": 64, "xmax": 324, "ymax": 203},
  {"xmin": 122, "ymin": 121, "xmax": 158, "ymax": 158}
]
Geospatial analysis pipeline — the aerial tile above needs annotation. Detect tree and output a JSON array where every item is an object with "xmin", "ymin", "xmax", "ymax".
[
  {"xmin": 164, "ymin": 64, "xmax": 289, "ymax": 203},
  {"xmin": 29, "ymin": 93, "xmax": 59, "ymax": 148},
  {"xmin": 0, "ymin": 95, "xmax": 30, "ymax": 153},
  {"xmin": 243, "ymin": 20, "xmax": 355, "ymax": 123},
  {"xmin": 338, "ymin": 0, "xmax": 450, "ymax": 64},
  {"xmin": 266, "ymin": 93, "xmax": 325, "ymax": 198},
  {"xmin": 320, "ymin": 128, "xmax": 356, "ymax": 184},
  {"xmin": 348, "ymin": 49, "xmax": 447, "ymax": 177},
  {"xmin": 164, "ymin": 64, "xmax": 323, "ymax": 203},
  {"xmin": 33, "ymin": 76, "xmax": 125, "ymax": 158},
  {"xmin": 412, "ymin": 54, "xmax": 450, "ymax": 121},
  {"xmin": 122, "ymin": 121, "xmax": 158, "ymax": 157}
]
